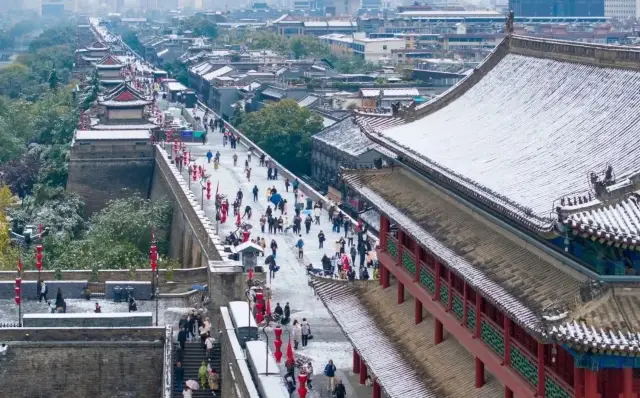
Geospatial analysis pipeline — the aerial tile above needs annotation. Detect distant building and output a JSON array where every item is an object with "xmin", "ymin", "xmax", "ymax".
[
  {"xmin": 510, "ymin": 0, "xmax": 605, "ymax": 17},
  {"xmin": 319, "ymin": 33, "xmax": 405, "ymax": 62},
  {"xmin": 272, "ymin": 14, "xmax": 358, "ymax": 37},
  {"xmin": 41, "ymin": 0, "xmax": 65, "ymax": 16},
  {"xmin": 604, "ymin": 0, "xmax": 640, "ymax": 18}
]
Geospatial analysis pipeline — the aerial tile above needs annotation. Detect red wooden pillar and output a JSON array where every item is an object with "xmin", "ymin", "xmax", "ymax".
[
  {"xmin": 397, "ymin": 281, "xmax": 404, "ymax": 304},
  {"xmin": 434, "ymin": 318, "xmax": 443, "ymax": 345},
  {"xmin": 505, "ymin": 386, "xmax": 513, "ymax": 398},
  {"xmin": 413, "ymin": 245, "xmax": 420, "ymax": 282},
  {"xmin": 373, "ymin": 379, "xmax": 381, "ymax": 398},
  {"xmin": 623, "ymin": 368, "xmax": 633, "ymax": 398},
  {"xmin": 574, "ymin": 366, "xmax": 583, "ymax": 398},
  {"xmin": 503, "ymin": 318, "xmax": 511, "ymax": 366},
  {"xmin": 434, "ymin": 261, "xmax": 441, "ymax": 301},
  {"xmin": 353, "ymin": 349, "xmax": 360, "ymax": 374},
  {"xmin": 475, "ymin": 293, "xmax": 482, "ymax": 338},
  {"xmin": 584, "ymin": 369, "xmax": 598, "ymax": 398},
  {"xmin": 536, "ymin": 342, "xmax": 545, "ymax": 397},
  {"xmin": 415, "ymin": 299, "xmax": 422, "ymax": 324},
  {"xmin": 462, "ymin": 281, "xmax": 468, "ymax": 327},
  {"xmin": 396, "ymin": 230, "xmax": 404, "ymax": 266},
  {"xmin": 447, "ymin": 269, "xmax": 453, "ymax": 311},
  {"xmin": 475, "ymin": 357, "xmax": 485, "ymax": 388},
  {"xmin": 382, "ymin": 264, "xmax": 390, "ymax": 288},
  {"xmin": 379, "ymin": 215, "xmax": 388, "ymax": 249},
  {"xmin": 359, "ymin": 358, "xmax": 368, "ymax": 385}
]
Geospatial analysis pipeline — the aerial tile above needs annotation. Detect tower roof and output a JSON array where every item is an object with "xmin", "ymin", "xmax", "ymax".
[{"xmin": 98, "ymin": 81, "xmax": 151, "ymax": 108}]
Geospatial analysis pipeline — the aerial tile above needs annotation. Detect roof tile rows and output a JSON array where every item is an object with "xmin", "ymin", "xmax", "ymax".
[{"xmin": 311, "ymin": 277, "xmax": 437, "ymax": 398}]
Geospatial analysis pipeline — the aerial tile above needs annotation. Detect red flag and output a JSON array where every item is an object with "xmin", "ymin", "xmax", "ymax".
[{"xmin": 248, "ymin": 268, "xmax": 253, "ymax": 281}]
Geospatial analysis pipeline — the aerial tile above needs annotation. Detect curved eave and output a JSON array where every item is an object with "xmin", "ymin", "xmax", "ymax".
[
  {"xmin": 564, "ymin": 219, "xmax": 640, "ymax": 249},
  {"xmin": 551, "ymin": 320, "xmax": 640, "ymax": 355},
  {"xmin": 96, "ymin": 64, "xmax": 123, "ymax": 69}
]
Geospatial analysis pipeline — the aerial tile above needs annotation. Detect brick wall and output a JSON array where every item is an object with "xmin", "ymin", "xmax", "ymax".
[
  {"xmin": 0, "ymin": 343, "xmax": 163, "ymax": 398},
  {"xmin": 0, "ymin": 267, "xmax": 207, "ymax": 283}
]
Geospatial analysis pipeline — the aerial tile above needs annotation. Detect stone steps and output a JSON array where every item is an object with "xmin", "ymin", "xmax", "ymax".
[
  {"xmin": 358, "ymin": 283, "xmax": 503, "ymax": 398},
  {"xmin": 173, "ymin": 341, "xmax": 221, "ymax": 398}
]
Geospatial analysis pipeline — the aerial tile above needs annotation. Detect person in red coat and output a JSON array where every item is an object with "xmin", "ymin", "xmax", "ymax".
[{"xmin": 242, "ymin": 229, "xmax": 250, "ymax": 243}]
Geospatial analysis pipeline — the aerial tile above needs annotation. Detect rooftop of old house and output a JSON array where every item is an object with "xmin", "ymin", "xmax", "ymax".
[
  {"xmin": 363, "ymin": 35, "xmax": 640, "ymax": 233},
  {"xmin": 312, "ymin": 277, "xmax": 503, "ymax": 398},
  {"xmin": 343, "ymin": 167, "xmax": 640, "ymax": 354}
]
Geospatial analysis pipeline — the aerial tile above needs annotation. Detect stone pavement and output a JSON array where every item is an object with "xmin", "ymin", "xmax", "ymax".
[{"xmin": 180, "ymin": 134, "xmax": 373, "ymax": 397}]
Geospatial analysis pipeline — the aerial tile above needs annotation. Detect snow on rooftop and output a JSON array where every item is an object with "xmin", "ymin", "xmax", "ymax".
[
  {"xmin": 75, "ymin": 130, "xmax": 150, "ymax": 140},
  {"xmin": 378, "ymin": 53, "xmax": 640, "ymax": 219},
  {"xmin": 203, "ymin": 66, "xmax": 234, "ymax": 82}
]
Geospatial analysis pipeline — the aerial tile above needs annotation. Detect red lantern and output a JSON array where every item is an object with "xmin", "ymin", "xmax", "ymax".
[
  {"xmin": 17, "ymin": 256, "xmax": 22, "ymax": 272},
  {"xmin": 192, "ymin": 166, "xmax": 197, "ymax": 181},
  {"xmin": 298, "ymin": 374, "xmax": 308, "ymax": 398},
  {"xmin": 150, "ymin": 245, "xmax": 158, "ymax": 272},
  {"xmin": 206, "ymin": 180, "xmax": 211, "ymax": 200},
  {"xmin": 274, "ymin": 326, "xmax": 283, "ymax": 363},
  {"xmin": 14, "ymin": 296, "xmax": 20, "ymax": 305},
  {"xmin": 35, "ymin": 245, "xmax": 43, "ymax": 271},
  {"xmin": 266, "ymin": 299, "xmax": 272, "ymax": 316},
  {"xmin": 15, "ymin": 277, "xmax": 21, "ymax": 288},
  {"xmin": 286, "ymin": 338, "xmax": 294, "ymax": 365}
]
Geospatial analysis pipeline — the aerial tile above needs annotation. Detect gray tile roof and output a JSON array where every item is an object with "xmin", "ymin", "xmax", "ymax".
[
  {"xmin": 311, "ymin": 277, "xmax": 438, "ymax": 398},
  {"xmin": 369, "ymin": 52, "xmax": 640, "ymax": 231},
  {"xmin": 314, "ymin": 115, "xmax": 403, "ymax": 157}
]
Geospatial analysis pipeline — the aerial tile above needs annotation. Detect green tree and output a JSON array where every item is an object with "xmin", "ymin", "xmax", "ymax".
[
  {"xmin": 0, "ymin": 63, "xmax": 32, "ymax": 98},
  {"xmin": 238, "ymin": 100, "xmax": 323, "ymax": 175},
  {"xmin": 48, "ymin": 68, "xmax": 58, "ymax": 90}
]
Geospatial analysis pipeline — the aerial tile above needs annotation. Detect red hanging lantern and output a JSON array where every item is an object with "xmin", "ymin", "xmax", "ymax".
[
  {"xmin": 206, "ymin": 180, "xmax": 211, "ymax": 200},
  {"xmin": 17, "ymin": 255, "xmax": 22, "ymax": 272},
  {"xmin": 35, "ymin": 245, "xmax": 43, "ymax": 271},
  {"xmin": 266, "ymin": 299, "xmax": 272, "ymax": 316},
  {"xmin": 192, "ymin": 166, "xmax": 197, "ymax": 181},
  {"xmin": 286, "ymin": 338, "xmax": 294, "ymax": 365},
  {"xmin": 14, "ymin": 296, "xmax": 20, "ymax": 306},
  {"xmin": 150, "ymin": 245, "xmax": 158, "ymax": 272},
  {"xmin": 274, "ymin": 326, "xmax": 283, "ymax": 363},
  {"xmin": 298, "ymin": 374, "xmax": 308, "ymax": 398}
]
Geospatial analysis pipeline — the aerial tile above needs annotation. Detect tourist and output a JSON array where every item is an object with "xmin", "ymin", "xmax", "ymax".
[
  {"xmin": 303, "ymin": 362, "xmax": 314, "ymax": 390},
  {"xmin": 55, "ymin": 288, "xmax": 66, "ymax": 313},
  {"xmin": 260, "ymin": 237, "xmax": 266, "ymax": 256},
  {"xmin": 324, "ymin": 360, "xmax": 337, "ymax": 391},
  {"xmin": 208, "ymin": 368, "xmax": 219, "ymax": 391},
  {"xmin": 252, "ymin": 185, "xmax": 259, "ymax": 201},
  {"xmin": 175, "ymin": 362, "xmax": 184, "ymax": 392},
  {"xmin": 274, "ymin": 303, "xmax": 284, "ymax": 320},
  {"xmin": 206, "ymin": 150, "xmax": 212, "ymax": 163},
  {"xmin": 333, "ymin": 378, "xmax": 346, "ymax": 398},
  {"xmin": 269, "ymin": 259, "xmax": 278, "ymax": 280},
  {"xmin": 94, "ymin": 303, "xmax": 102, "ymax": 313},
  {"xmin": 313, "ymin": 206, "xmax": 321, "ymax": 225},
  {"xmin": 284, "ymin": 369, "xmax": 296, "ymax": 395},
  {"xmin": 318, "ymin": 231, "xmax": 325, "ymax": 248},
  {"xmin": 304, "ymin": 214, "xmax": 312, "ymax": 234},
  {"xmin": 198, "ymin": 361, "xmax": 208, "ymax": 389},
  {"xmin": 259, "ymin": 153, "xmax": 265, "ymax": 167},
  {"xmin": 292, "ymin": 320, "xmax": 302, "ymax": 349},
  {"xmin": 301, "ymin": 318, "xmax": 311, "ymax": 347},
  {"xmin": 183, "ymin": 385, "xmax": 192, "ymax": 398},
  {"xmin": 266, "ymin": 187, "xmax": 271, "ymax": 201},
  {"xmin": 347, "ymin": 226, "xmax": 354, "ymax": 246},
  {"xmin": 246, "ymin": 167, "xmax": 251, "ymax": 182},
  {"xmin": 296, "ymin": 236, "xmax": 304, "ymax": 260},
  {"xmin": 270, "ymin": 239, "xmax": 278, "ymax": 258},
  {"xmin": 273, "ymin": 167, "xmax": 278, "ymax": 180},
  {"xmin": 259, "ymin": 215, "xmax": 266, "ymax": 233},
  {"xmin": 38, "ymin": 280, "xmax": 47, "ymax": 303},
  {"xmin": 343, "ymin": 219, "xmax": 352, "ymax": 238},
  {"xmin": 284, "ymin": 302, "xmax": 291, "ymax": 324},
  {"xmin": 177, "ymin": 326, "xmax": 187, "ymax": 351},
  {"xmin": 277, "ymin": 216, "xmax": 284, "ymax": 233},
  {"xmin": 285, "ymin": 178, "xmax": 290, "ymax": 192},
  {"xmin": 233, "ymin": 153, "xmax": 238, "ymax": 166}
]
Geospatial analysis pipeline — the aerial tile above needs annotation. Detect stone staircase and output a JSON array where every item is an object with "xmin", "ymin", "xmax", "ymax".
[
  {"xmin": 358, "ymin": 282, "xmax": 503, "ymax": 398},
  {"xmin": 173, "ymin": 341, "xmax": 222, "ymax": 398}
]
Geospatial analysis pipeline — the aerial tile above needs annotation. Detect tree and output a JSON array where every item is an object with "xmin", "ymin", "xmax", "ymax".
[
  {"xmin": 48, "ymin": 68, "xmax": 58, "ymax": 90},
  {"xmin": 289, "ymin": 36, "xmax": 329, "ymax": 59},
  {"xmin": 0, "ymin": 63, "xmax": 31, "ymax": 98},
  {"xmin": 0, "ymin": 152, "xmax": 41, "ymax": 199},
  {"xmin": 238, "ymin": 100, "xmax": 323, "ymax": 175}
]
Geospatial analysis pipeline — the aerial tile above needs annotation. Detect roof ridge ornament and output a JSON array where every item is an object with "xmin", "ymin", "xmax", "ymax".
[{"xmin": 505, "ymin": 10, "xmax": 514, "ymax": 35}]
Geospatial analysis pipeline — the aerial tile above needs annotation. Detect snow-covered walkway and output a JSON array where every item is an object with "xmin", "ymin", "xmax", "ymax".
[{"xmin": 180, "ymin": 133, "xmax": 371, "ymax": 395}]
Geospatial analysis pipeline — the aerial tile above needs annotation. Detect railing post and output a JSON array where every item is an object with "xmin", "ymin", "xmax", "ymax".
[
  {"xmin": 462, "ymin": 281, "xmax": 468, "ymax": 327},
  {"xmin": 396, "ymin": 230, "xmax": 404, "ymax": 267},
  {"xmin": 503, "ymin": 317, "xmax": 511, "ymax": 366},
  {"xmin": 414, "ymin": 245, "xmax": 420, "ymax": 282},
  {"xmin": 447, "ymin": 269, "xmax": 453, "ymax": 312}
]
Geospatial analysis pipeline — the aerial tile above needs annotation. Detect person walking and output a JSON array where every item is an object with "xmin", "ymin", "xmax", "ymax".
[
  {"xmin": 324, "ymin": 359, "xmax": 337, "ymax": 391},
  {"xmin": 177, "ymin": 326, "xmax": 187, "ymax": 351},
  {"xmin": 304, "ymin": 215, "xmax": 312, "ymax": 234},
  {"xmin": 292, "ymin": 320, "xmax": 302, "ymax": 350},
  {"xmin": 260, "ymin": 237, "xmax": 266, "ymax": 255},
  {"xmin": 274, "ymin": 302, "xmax": 284, "ymax": 319},
  {"xmin": 206, "ymin": 150, "xmax": 212, "ymax": 163},
  {"xmin": 347, "ymin": 226, "xmax": 354, "ymax": 247},
  {"xmin": 350, "ymin": 245, "xmax": 357, "ymax": 266},
  {"xmin": 313, "ymin": 206, "xmax": 321, "ymax": 225},
  {"xmin": 175, "ymin": 362, "xmax": 185, "ymax": 393},
  {"xmin": 259, "ymin": 215, "xmax": 266, "ymax": 233},
  {"xmin": 285, "ymin": 178, "xmax": 290, "ymax": 192},
  {"xmin": 284, "ymin": 302, "xmax": 291, "ymax": 324},
  {"xmin": 233, "ymin": 153, "xmax": 238, "ymax": 166},
  {"xmin": 303, "ymin": 362, "xmax": 314, "ymax": 390},
  {"xmin": 252, "ymin": 185, "xmax": 259, "ymax": 201},
  {"xmin": 334, "ymin": 378, "xmax": 346, "ymax": 398},
  {"xmin": 318, "ymin": 230, "xmax": 325, "ymax": 249},
  {"xmin": 301, "ymin": 318, "xmax": 311, "ymax": 347},
  {"xmin": 198, "ymin": 361, "xmax": 208, "ymax": 389},
  {"xmin": 296, "ymin": 236, "xmax": 304, "ymax": 260},
  {"xmin": 270, "ymin": 239, "xmax": 278, "ymax": 258}
]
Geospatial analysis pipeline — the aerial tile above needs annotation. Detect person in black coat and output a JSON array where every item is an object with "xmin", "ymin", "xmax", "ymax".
[
  {"xmin": 284, "ymin": 302, "xmax": 291, "ymax": 320},
  {"xmin": 177, "ymin": 326, "xmax": 187, "ymax": 351},
  {"xmin": 274, "ymin": 303, "xmax": 284, "ymax": 318},
  {"xmin": 175, "ymin": 361, "xmax": 185, "ymax": 392}
]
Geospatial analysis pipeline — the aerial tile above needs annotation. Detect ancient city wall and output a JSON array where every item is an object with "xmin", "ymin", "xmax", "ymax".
[
  {"xmin": 67, "ymin": 139, "xmax": 155, "ymax": 216},
  {"xmin": 0, "ymin": 327, "xmax": 167, "ymax": 398}
]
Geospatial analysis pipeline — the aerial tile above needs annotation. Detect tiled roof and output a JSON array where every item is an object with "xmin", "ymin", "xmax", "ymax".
[
  {"xmin": 564, "ymin": 194, "xmax": 640, "ymax": 247},
  {"xmin": 313, "ymin": 115, "xmax": 403, "ymax": 157},
  {"xmin": 342, "ymin": 167, "xmax": 585, "ymax": 334},
  {"xmin": 311, "ymin": 277, "xmax": 437, "ymax": 398},
  {"xmin": 99, "ymin": 81, "xmax": 151, "ymax": 107},
  {"xmin": 368, "ymin": 38, "xmax": 640, "ymax": 232}
]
